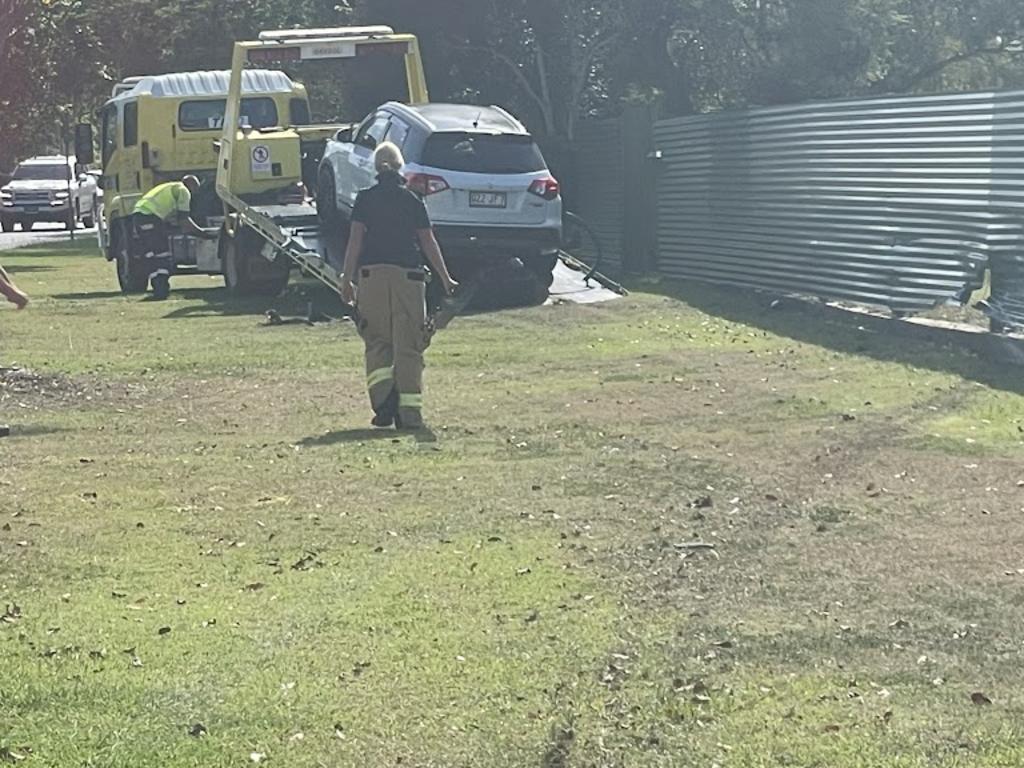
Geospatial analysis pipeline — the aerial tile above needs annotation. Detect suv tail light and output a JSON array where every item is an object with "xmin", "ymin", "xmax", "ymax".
[
  {"xmin": 528, "ymin": 177, "xmax": 560, "ymax": 201},
  {"xmin": 406, "ymin": 173, "xmax": 450, "ymax": 196}
]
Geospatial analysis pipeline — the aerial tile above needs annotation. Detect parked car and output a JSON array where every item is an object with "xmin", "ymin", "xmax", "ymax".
[
  {"xmin": 1, "ymin": 155, "xmax": 99, "ymax": 232},
  {"xmin": 317, "ymin": 102, "xmax": 562, "ymax": 292}
]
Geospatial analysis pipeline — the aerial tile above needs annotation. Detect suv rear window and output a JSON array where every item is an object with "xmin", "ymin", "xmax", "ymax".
[
  {"xmin": 178, "ymin": 98, "xmax": 279, "ymax": 131},
  {"xmin": 420, "ymin": 133, "xmax": 547, "ymax": 174}
]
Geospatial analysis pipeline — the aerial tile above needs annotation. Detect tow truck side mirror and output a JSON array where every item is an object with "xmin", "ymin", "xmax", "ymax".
[
  {"xmin": 74, "ymin": 123, "xmax": 94, "ymax": 166},
  {"xmin": 335, "ymin": 127, "xmax": 353, "ymax": 143}
]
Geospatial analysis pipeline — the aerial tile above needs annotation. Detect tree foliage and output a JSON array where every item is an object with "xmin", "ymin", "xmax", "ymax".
[{"xmin": 2, "ymin": 0, "xmax": 1022, "ymax": 171}]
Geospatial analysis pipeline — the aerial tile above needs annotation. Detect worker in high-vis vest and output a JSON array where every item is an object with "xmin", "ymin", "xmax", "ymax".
[
  {"xmin": 131, "ymin": 175, "xmax": 216, "ymax": 299},
  {"xmin": 339, "ymin": 142, "xmax": 457, "ymax": 430}
]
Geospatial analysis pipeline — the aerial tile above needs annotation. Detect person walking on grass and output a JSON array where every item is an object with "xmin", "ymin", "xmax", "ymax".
[
  {"xmin": 339, "ymin": 141, "xmax": 457, "ymax": 431},
  {"xmin": 0, "ymin": 264, "xmax": 28, "ymax": 309}
]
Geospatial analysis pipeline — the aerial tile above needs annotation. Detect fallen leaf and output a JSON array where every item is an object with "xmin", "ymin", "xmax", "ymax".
[
  {"xmin": 824, "ymin": 724, "xmax": 842, "ymax": 733},
  {"xmin": 243, "ymin": 583, "xmax": 266, "ymax": 592},
  {"xmin": 971, "ymin": 692, "xmax": 993, "ymax": 706},
  {"xmin": 188, "ymin": 723, "xmax": 207, "ymax": 738},
  {"xmin": 157, "ymin": 626, "xmax": 172, "ymax": 636},
  {"xmin": 250, "ymin": 752, "xmax": 266, "ymax": 764}
]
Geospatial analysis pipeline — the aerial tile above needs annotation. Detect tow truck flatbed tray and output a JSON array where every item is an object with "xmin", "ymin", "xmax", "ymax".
[{"xmin": 252, "ymin": 203, "xmax": 320, "ymax": 227}]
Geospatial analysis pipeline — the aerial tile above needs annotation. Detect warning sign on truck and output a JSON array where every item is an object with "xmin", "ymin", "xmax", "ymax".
[{"xmin": 251, "ymin": 145, "xmax": 271, "ymax": 174}]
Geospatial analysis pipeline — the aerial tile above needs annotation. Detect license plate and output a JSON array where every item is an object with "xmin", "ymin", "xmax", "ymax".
[{"xmin": 469, "ymin": 191, "xmax": 507, "ymax": 208}]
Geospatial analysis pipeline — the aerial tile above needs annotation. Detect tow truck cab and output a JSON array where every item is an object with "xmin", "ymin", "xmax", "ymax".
[{"xmin": 93, "ymin": 70, "xmax": 312, "ymax": 273}]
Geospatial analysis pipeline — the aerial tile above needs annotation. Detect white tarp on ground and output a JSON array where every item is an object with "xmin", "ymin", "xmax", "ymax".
[{"xmin": 547, "ymin": 261, "xmax": 622, "ymax": 305}]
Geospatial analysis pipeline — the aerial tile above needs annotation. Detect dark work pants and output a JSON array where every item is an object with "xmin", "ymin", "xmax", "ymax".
[{"xmin": 131, "ymin": 213, "xmax": 172, "ymax": 277}]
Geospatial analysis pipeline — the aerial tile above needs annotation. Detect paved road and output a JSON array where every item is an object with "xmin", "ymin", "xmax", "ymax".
[{"xmin": 0, "ymin": 224, "xmax": 98, "ymax": 253}]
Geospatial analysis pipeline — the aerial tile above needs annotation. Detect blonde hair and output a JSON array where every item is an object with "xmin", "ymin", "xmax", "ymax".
[{"xmin": 374, "ymin": 141, "xmax": 405, "ymax": 174}]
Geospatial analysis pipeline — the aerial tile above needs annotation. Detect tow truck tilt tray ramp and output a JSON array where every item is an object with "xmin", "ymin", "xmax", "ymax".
[{"xmin": 213, "ymin": 26, "xmax": 429, "ymax": 296}]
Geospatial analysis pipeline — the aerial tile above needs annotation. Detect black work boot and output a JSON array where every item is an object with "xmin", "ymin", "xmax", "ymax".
[
  {"xmin": 395, "ymin": 408, "xmax": 424, "ymax": 431},
  {"xmin": 371, "ymin": 388, "xmax": 399, "ymax": 428}
]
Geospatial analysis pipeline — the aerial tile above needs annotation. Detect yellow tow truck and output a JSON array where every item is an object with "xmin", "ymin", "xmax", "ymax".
[
  {"xmin": 75, "ymin": 69, "xmax": 315, "ymax": 293},
  {"xmin": 211, "ymin": 25, "xmax": 429, "ymax": 296}
]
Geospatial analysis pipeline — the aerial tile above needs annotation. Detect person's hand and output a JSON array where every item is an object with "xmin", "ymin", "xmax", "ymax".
[
  {"xmin": 443, "ymin": 277, "xmax": 459, "ymax": 296},
  {"xmin": 10, "ymin": 289, "xmax": 28, "ymax": 310},
  {"xmin": 340, "ymin": 279, "xmax": 356, "ymax": 305}
]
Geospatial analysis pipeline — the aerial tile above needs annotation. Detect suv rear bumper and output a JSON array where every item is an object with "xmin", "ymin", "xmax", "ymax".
[{"xmin": 434, "ymin": 225, "xmax": 561, "ymax": 255}]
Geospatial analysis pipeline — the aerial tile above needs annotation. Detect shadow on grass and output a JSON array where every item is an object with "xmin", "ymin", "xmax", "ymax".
[
  {"xmin": 161, "ymin": 283, "xmax": 348, "ymax": 320},
  {"xmin": 7, "ymin": 265, "xmax": 60, "ymax": 274},
  {"xmin": 1, "ymin": 424, "xmax": 70, "ymax": 438},
  {"xmin": 52, "ymin": 290, "xmax": 126, "ymax": 301},
  {"xmin": 635, "ymin": 278, "xmax": 1024, "ymax": 395},
  {"xmin": 299, "ymin": 427, "xmax": 438, "ymax": 447}
]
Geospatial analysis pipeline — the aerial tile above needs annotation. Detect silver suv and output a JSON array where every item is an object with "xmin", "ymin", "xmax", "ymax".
[
  {"xmin": 1, "ymin": 155, "xmax": 99, "ymax": 233},
  {"xmin": 317, "ymin": 103, "xmax": 562, "ymax": 289}
]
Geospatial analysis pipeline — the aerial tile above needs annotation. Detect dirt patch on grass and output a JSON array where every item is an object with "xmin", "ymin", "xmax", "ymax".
[{"xmin": 0, "ymin": 366, "xmax": 148, "ymax": 410}]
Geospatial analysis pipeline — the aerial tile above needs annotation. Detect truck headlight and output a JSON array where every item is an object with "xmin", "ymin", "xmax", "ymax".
[
  {"xmin": 54, "ymin": 190, "xmax": 70, "ymax": 199},
  {"xmin": 0, "ymin": 189, "xmax": 11, "ymax": 202}
]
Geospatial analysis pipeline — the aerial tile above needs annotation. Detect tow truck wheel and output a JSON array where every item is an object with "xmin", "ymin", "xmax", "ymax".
[
  {"xmin": 222, "ymin": 227, "xmax": 290, "ymax": 297},
  {"xmin": 1, "ymin": 219, "xmax": 12, "ymax": 233},
  {"xmin": 113, "ymin": 223, "xmax": 148, "ymax": 294},
  {"xmin": 22, "ymin": 221, "xmax": 34, "ymax": 232}
]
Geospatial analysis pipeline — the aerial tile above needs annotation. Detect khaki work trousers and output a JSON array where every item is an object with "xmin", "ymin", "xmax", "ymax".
[{"xmin": 357, "ymin": 265, "xmax": 430, "ymax": 427}]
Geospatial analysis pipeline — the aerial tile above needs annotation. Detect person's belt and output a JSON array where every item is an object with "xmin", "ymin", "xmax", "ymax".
[{"xmin": 362, "ymin": 266, "xmax": 425, "ymax": 281}]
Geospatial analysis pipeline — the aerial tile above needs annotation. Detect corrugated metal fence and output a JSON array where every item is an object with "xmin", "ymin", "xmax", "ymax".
[{"xmin": 652, "ymin": 90, "xmax": 1024, "ymax": 326}]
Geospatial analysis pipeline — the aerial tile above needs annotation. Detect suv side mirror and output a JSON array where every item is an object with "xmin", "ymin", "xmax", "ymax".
[
  {"xmin": 74, "ymin": 123, "xmax": 94, "ymax": 165},
  {"xmin": 335, "ymin": 127, "xmax": 353, "ymax": 143}
]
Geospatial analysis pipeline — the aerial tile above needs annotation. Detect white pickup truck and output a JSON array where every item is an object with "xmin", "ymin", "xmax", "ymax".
[{"xmin": 1, "ymin": 155, "xmax": 99, "ymax": 232}]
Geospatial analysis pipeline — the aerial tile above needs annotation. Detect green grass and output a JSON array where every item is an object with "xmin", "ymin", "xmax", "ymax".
[{"xmin": 3, "ymin": 242, "xmax": 1024, "ymax": 766}]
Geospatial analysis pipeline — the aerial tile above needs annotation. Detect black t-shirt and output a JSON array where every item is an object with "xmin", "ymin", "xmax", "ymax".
[{"xmin": 351, "ymin": 172, "xmax": 432, "ymax": 269}]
